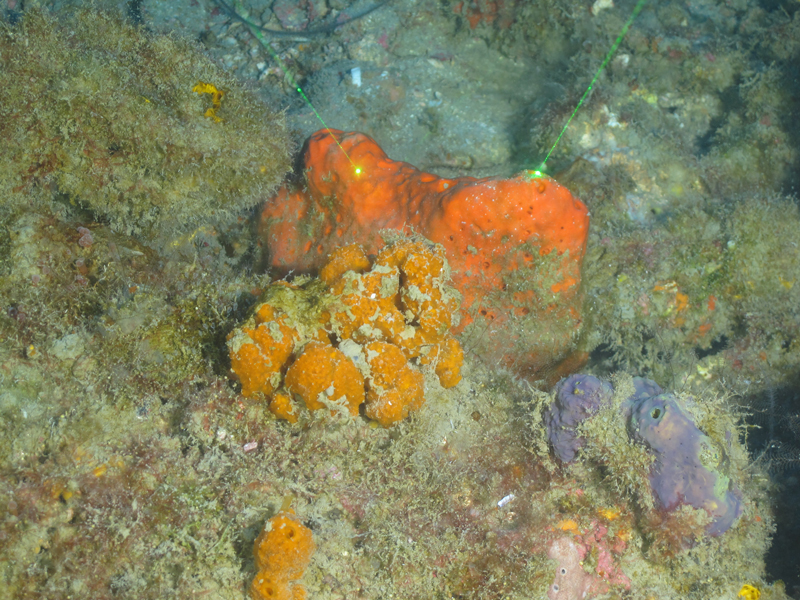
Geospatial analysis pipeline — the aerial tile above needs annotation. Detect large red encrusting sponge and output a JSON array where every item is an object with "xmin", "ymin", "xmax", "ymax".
[{"xmin": 259, "ymin": 129, "xmax": 590, "ymax": 378}]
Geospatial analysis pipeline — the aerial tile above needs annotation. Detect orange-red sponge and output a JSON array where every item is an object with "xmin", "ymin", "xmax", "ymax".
[
  {"xmin": 260, "ymin": 129, "xmax": 590, "ymax": 377},
  {"xmin": 250, "ymin": 511, "xmax": 315, "ymax": 600}
]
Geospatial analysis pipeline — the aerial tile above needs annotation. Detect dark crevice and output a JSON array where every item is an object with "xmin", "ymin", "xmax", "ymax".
[
  {"xmin": 695, "ymin": 84, "xmax": 744, "ymax": 157},
  {"xmin": 694, "ymin": 335, "xmax": 728, "ymax": 359}
]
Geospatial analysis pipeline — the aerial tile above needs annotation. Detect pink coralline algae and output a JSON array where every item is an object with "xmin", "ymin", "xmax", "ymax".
[
  {"xmin": 547, "ymin": 537, "xmax": 593, "ymax": 600},
  {"xmin": 77, "ymin": 226, "xmax": 94, "ymax": 248},
  {"xmin": 547, "ymin": 524, "xmax": 631, "ymax": 600}
]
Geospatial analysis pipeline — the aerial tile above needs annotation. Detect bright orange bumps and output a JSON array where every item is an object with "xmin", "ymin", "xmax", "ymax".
[
  {"xmin": 319, "ymin": 243, "xmax": 370, "ymax": 285},
  {"xmin": 377, "ymin": 240, "xmax": 460, "ymax": 357},
  {"xmin": 376, "ymin": 239, "xmax": 457, "ymax": 331},
  {"xmin": 284, "ymin": 342, "xmax": 365, "ymax": 415},
  {"xmin": 329, "ymin": 264, "xmax": 406, "ymax": 344},
  {"xmin": 228, "ymin": 303, "xmax": 297, "ymax": 398},
  {"xmin": 228, "ymin": 237, "xmax": 464, "ymax": 427},
  {"xmin": 250, "ymin": 511, "xmax": 315, "ymax": 600},
  {"xmin": 364, "ymin": 341, "xmax": 425, "ymax": 427}
]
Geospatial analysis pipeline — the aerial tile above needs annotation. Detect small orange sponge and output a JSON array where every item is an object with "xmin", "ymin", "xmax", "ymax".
[
  {"xmin": 250, "ymin": 511, "xmax": 315, "ymax": 600},
  {"xmin": 432, "ymin": 336, "xmax": 464, "ymax": 389},
  {"xmin": 267, "ymin": 391, "xmax": 300, "ymax": 424}
]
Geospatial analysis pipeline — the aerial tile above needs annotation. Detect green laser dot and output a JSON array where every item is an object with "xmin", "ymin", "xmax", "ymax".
[
  {"xmin": 226, "ymin": 0, "xmax": 645, "ymax": 183},
  {"xmin": 228, "ymin": 3, "xmax": 360, "ymax": 170},
  {"xmin": 538, "ymin": 0, "xmax": 648, "ymax": 170}
]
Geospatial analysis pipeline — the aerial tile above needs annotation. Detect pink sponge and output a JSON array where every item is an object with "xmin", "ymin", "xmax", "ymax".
[{"xmin": 546, "ymin": 537, "xmax": 595, "ymax": 600}]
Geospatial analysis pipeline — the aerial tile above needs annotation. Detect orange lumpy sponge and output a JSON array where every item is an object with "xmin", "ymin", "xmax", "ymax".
[
  {"xmin": 260, "ymin": 129, "xmax": 590, "ymax": 377},
  {"xmin": 319, "ymin": 243, "xmax": 370, "ymax": 285},
  {"xmin": 228, "ymin": 304, "xmax": 298, "ymax": 398},
  {"xmin": 363, "ymin": 341, "xmax": 426, "ymax": 427},
  {"xmin": 386, "ymin": 240, "xmax": 459, "ymax": 337},
  {"xmin": 228, "ymin": 236, "xmax": 463, "ymax": 426},
  {"xmin": 250, "ymin": 511, "xmax": 315, "ymax": 600},
  {"xmin": 329, "ymin": 265, "xmax": 406, "ymax": 344},
  {"xmin": 284, "ymin": 341, "xmax": 365, "ymax": 415}
]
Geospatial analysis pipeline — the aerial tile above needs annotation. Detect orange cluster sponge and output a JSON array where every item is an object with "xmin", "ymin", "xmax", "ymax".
[
  {"xmin": 228, "ymin": 237, "xmax": 463, "ymax": 426},
  {"xmin": 284, "ymin": 342, "xmax": 365, "ymax": 416},
  {"xmin": 363, "ymin": 341, "xmax": 425, "ymax": 426},
  {"xmin": 228, "ymin": 303, "xmax": 298, "ymax": 398},
  {"xmin": 250, "ymin": 511, "xmax": 315, "ymax": 600},
  {"xmin": 259, "ymin": 129, "xmax": 590, "ymax": 378}
]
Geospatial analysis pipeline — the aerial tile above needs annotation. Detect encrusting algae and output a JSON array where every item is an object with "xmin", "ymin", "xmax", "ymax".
[
  {"xmin": 0, "ymin": 8, "xmax": 290, "ymax": 241},
  {"xmin": 228, "ymin": 237, "xmax": 463, "ymax": 426}
]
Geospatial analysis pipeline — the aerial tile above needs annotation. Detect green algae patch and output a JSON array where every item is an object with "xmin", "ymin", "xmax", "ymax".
[{"xmin": 0, "ymin": 9, "xmax": 290, "ymax": 240}]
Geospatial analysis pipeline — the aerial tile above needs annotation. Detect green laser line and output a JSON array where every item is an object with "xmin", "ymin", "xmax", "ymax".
[
  {"xmin": 537, "ymin": 0, "xmax": 649, "ymax": 174},
  {"xmin": 224, "ymin": 0, "xmax": 645, "ymax": 179},
  {"xmin": 228, "ymin": 0, "xmax": 361, "ymax": 174}
]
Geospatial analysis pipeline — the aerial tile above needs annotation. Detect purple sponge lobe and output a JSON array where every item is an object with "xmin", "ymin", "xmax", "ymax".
[
  {"xmin": 628, "ymin": 392, "xmax": 742, "ymax": 536},
  {"xmin": 545, "ymin": 374, "xmax": 614, "ymax": 462}
]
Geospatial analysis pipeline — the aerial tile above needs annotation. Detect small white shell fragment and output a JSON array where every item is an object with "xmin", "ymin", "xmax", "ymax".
[
  {"xmin": 243, "ymin": 441, "xmax": 259, "ymax": 452},
  {"xmin": 497, "ymin": 493, "xmax": 515, "ymax": 508},
  {"xmin": 351, "ymin": 66, "xmax": 362, "ymax": 87},
  {"xmin": 592, "ymin": 0, "xmax": 613, "ymax": 14}
]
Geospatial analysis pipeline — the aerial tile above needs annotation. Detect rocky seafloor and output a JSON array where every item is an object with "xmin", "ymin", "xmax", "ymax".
[{"xmin": 1, "ymin": 0, "xmax": 799, "ymax": 598}]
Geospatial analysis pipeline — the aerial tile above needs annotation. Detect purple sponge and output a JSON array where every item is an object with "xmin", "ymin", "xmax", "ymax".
[
  {"xmin": 545, "ymin": 374, "xmax": 614, "ymax": 462},
  {"xmin": 628, "ymin": 392, "xmax": 742, "ymax": 536},
  {"xmin": 545, "ymin": 375, "xmax": 661, "ymax": 462},
  {"xmin": 545, "ymin": 374, "xmax": 741, "ymax": 535}
]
